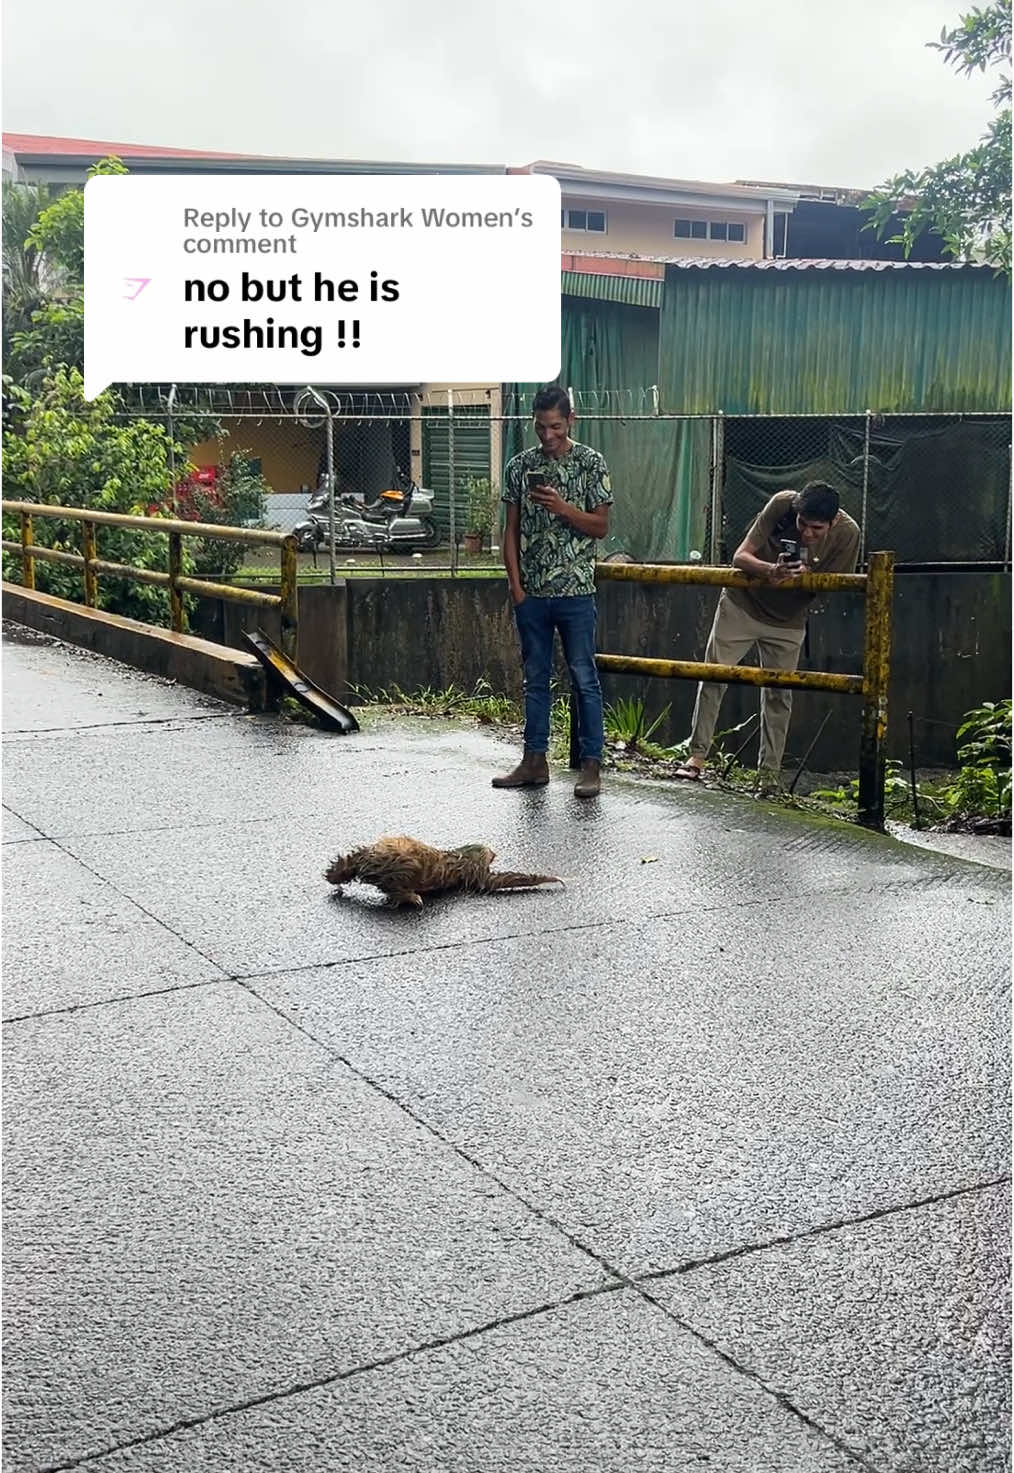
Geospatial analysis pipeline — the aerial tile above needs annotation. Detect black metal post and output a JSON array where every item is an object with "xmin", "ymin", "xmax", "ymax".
[{"xmin": 907, "ymin": 711, "xmax": 922, "ymax": 830}]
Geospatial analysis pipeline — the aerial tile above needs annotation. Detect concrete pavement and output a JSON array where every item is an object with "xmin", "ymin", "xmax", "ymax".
[{"xmin": 2, "ymin": 626, "xmax": 1010, "ymax": 1472}]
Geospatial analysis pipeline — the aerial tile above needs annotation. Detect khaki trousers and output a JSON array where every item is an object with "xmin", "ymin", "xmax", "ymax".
[{"xmin": 688, "ymin": 590, "xmax": 806, "ymax": 773}]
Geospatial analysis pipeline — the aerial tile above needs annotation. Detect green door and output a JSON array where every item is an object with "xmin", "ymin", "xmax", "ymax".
[{"xmin": 422, "ymin": 405, "xmax": 492, "ymax": 542}]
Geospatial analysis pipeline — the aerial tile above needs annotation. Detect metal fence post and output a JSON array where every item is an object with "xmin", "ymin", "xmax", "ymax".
[
  {"xmin": 20, "ymin": 511, "xmax": 35, "ymax": 590},
  {"xmin": 166, "ymin": 384, "xmax": 178, "ymax": 515},
  {"xmin": 280, "ymin": 534, "xmax": 299, "ymax": 661},
  {"xmin": 447, "ymin": 388, "xmax": 457, "ymax": 576},
  {"xmin": 82, "ymin": 520, "xmax": 98, "ymax": 608},
  {"xmin": 859, "ymin": 410, "xmax": 872, "ymax": 565},
  {"xmin": 1005, "ymin": 436, "xmax": 1012, "ymax": 571},
  {"xmin": 168, "ymin": 532, "xmax": 185, "ymax": 631},
  {"xmin": 857, "ymin": 550, "xmax": 895, "ymax": 831},
  {"xmin": 324, "ymin": 402, "xmax": 336, "ymax": 587},
  {"xmin": 709, "ymin": 413, "xmax": 724, "ymax": 564}
]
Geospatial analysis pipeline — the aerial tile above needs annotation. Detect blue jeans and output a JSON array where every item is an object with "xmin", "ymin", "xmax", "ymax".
[{"xmin": 514, "ymin": 594, "xmax": 603, "ymax": 760}]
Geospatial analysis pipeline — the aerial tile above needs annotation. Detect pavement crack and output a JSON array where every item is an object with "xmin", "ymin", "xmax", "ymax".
[
  {"xmin": 633, "ymin": 1283, "xmax": 885, "ymax": 1472},
  {"xmin": 4, "ymin": 713, "xmax": 236, "ymax": 737},
  {"xmin": 239, "ymin": 979, "xmax": 629, "ymax": 1286},
  {"xmin": 2, "ymin": 802, "xmax": 46, "ymax": 840},
  {"xmin": 36, "ymin": 1285, "xmax": 624, "ymax": 1472},
  {"xmin": 234, "ymin": 984, "xmax": 1004, "ymax": 1473},
  {"xmin": 235, "ymin": 914, "xmax": 628, "ymax": 982},
  {"xmin": 35, "ymin": 835, "xmax": 228, "ymax": 975},
  {"xmin": 231, "ymin": 897, "xmax": 775, "ymax": 986},
  {"xmin": 636, "ymin": 1175, "xmax": 1013, "ymax": 1284},
  {"xmin": 2, "ymin": 976, "xmax": 230, "ymax": 1026}
]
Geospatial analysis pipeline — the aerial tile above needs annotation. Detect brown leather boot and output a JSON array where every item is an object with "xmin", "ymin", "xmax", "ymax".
[
  {"xmin": 574, "ymin": 759, "xmax": 601, "ymax": 798},
  {"xmin": 491, "ymin": 750, "xmax": 550, "ymax": 789}
]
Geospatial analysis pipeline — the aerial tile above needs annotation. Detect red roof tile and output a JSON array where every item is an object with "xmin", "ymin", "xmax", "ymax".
[{"xmin": 2, "ymin": 132, "xmax": 266, "ymax": 160}]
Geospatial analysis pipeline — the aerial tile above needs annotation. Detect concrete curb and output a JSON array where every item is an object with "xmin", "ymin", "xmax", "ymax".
[{"xmin": 1, "ymin": 583, "xmax": 268, "ymax": 711}]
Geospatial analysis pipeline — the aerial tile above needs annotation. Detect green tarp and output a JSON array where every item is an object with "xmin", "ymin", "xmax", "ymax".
[
  {"xmin": 723, "ymin": 418, "xmax": 1010, "ymax": 562},
  {"xmin": 503, "ymin": 298, "xmax": 710, "ymax": 561}
]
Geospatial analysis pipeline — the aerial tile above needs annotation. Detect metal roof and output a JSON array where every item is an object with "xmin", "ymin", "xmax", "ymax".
[
  {"xmin": 522, "ymin": 161, "xmax": 799, "ymax": 208},
  {"xmin": 1, "ymin": 133, "xmax": 507, "ymax": 174},
  {"xmin": 561, "ymin": 270, "xmax": 663, "ymax": 308},
  {"xmin": 558, "ymin": 249, "xmax": 992, "ymax": 271},
  {"xmin": 669, "ymin": 257, "xmax": 991, "ymax": 271},
  {"xmin": 1, "ymin": 132, "xmax": 251, "ymax": 159}
]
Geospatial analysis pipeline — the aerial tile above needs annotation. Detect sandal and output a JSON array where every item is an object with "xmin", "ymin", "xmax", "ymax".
[{"xmin": 674, "ymin": 764, "xmax": 703, "ymax": 781}]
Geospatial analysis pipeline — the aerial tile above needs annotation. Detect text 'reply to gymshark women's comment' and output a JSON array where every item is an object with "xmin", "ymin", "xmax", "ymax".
[{"xmin": 83, "ymin": 173, "xmax": 563, "ymax": 399}]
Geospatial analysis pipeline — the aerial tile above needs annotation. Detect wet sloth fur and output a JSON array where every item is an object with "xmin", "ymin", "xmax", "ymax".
[{"xmin": 324, "ymin": 835, "xmax": 564, "ymax": 908}]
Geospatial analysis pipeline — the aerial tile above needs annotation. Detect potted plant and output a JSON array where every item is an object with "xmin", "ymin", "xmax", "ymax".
[{"xmin": 463, "ymin": 475, "xmax": 497, "ymax": 554}]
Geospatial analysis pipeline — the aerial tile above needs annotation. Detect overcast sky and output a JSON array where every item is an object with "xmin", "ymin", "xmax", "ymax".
[{"xmin": 2, "ymin": 0, "xmax": 1001, "ymax": 189}]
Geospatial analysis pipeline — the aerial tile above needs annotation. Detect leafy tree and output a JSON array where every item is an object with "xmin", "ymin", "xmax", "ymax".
[
  {"xmin": 1, "ymin": 367, "xmax": 195, "ymax": 623},
  {"xmin": 1, "ymin": 157, "xmax": 267, "ymax": 621},
  {"xmin": 863, "ymin": 2, "xmax": 1012, "ymax": 272},
  {"xmin": 7, "ymin": 298, "xmax": 85, "ymax": 388},
  {"xmin": 26, "ymin": 156, "xmax": 128, "ymax": 280},
  {"xmin": 176, "ymin": 450, "xmax": 270, "ymax": 576},
  {"xmin": 2, "ymin": 182, "xmax": 57, "ymax": 351}
]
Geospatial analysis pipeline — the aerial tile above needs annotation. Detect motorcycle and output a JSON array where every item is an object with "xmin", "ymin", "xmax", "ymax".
[{"xmin": 293, "ymin": 469, "xmax": 442, "ymax": 555}]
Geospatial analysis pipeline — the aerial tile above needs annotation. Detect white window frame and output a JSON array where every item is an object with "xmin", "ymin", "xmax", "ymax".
[
  {"xmin": 562, "ymin": 207, "xmax": 608, "ymax": 235},
  {"xmin": 674, "ymin": 218, "xmax": 748, "ymax": 244},
  {"xmin": 673, "ymin": 218, "xmax": 709, "ymax": 241}
]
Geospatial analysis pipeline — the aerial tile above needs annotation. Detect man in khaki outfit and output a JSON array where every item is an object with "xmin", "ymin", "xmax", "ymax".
[{"xmin": 676, "ymin": 482, "xmax": 860, "ymax": 787}]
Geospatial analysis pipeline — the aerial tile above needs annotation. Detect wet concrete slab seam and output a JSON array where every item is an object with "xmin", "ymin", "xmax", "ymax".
[
  {"xmin": 27, "ymin": 1286, "xmax": 633, "ymax": 1473},
  {"xmin": 4, "ymin": 985, "xmax": 612, "ymax": 1471},
  {"xmin": 3, "ymin": 713, "xmax": 240, "ymax": 739},
  {"xmin": 1, "ymin": 836, "xmax": 231, "ymax": 1018},
  {"xmin": 41, "ymin": 833, "xmax": 227, "ymax": 973},
  {"xmin": 650, "ymin": 1182, "xmax": 1012, "ymax": 1473},
  {"xmin": 2, "ymin": 804, "xmax": 47, "ymax": 844},
  {"xmin": 632, "ymin": 1175, "xmax": 1013, "ymax": 1285},
  {"xmin": 248, "ymin": 894, "xmax": 1008, "ymax": 1275},
  {"xmin": 243, "ymin": 968, "xmax": 1009, "ymax": 1285},
  {"xmin": 629, "ymin": 1286, "xmax": 884, "ymax": 1473},
  {"xmin": 239, "ymin": 976, "xmax": 632, "ymax": 1287},
  {"xmin": 2, "ymin": 975, "xmax": 234, "ymax": 1027},
  {"xmin": 239, "ymin": 974, "xmax": 1009, "ymax": 1297},
  {"xmin": 45, "ymin": 1291, "xmax": 873, "ymax": 1473}
]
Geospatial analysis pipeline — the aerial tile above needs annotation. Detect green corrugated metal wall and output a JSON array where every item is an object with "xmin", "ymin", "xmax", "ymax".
[
  {"xmin": 422, "ymin": 405, "xmax": 491, "ymax": 540},
  {"xmin": 658, "ymin": 265, "xmax": 1011, "ymax": 414}
]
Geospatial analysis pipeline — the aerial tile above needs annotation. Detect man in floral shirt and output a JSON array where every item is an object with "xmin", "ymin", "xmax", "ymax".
[{"xmin": 493, "ymin": 385, "xmax": 613, "ymax": 799}]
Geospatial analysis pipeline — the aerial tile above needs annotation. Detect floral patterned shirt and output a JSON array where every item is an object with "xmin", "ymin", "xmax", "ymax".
[{"xmin": 502, "ymin": 441, "xmax": 613, "ymax": 598}]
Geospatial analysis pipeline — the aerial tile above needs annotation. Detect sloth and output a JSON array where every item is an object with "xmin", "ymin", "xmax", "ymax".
[{"xmin": 324, "ymin": 835, "xmax": 564, "ymax": 908}]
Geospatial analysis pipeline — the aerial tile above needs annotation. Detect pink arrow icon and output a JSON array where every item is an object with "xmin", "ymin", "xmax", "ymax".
[{"xmin": 123, "ymin": 277, "xmax": 151, "ymax": 300}]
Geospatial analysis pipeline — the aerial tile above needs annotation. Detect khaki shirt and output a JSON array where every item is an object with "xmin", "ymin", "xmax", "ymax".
[{"xmin": 726, "ymin": 490, "xmax": 861, "ymax": 628}]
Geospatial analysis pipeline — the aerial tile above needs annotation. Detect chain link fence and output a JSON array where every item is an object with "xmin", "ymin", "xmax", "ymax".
[
  {"xmin": 718, "ymin": 412, "xmax": 1012, "ymax": 567},
  {"xmin": 112, "ymin": 386, "xmax": 1012, "ymax": 578}
]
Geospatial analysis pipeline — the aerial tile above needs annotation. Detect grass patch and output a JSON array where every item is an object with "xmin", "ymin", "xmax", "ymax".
[
  {"xmin": 804, "ymin": 700, "xmax": 1011, "ymax": 834},
  {"xmin": 349, "ymin": 677, "xmax": 522, "ymax": 727}
]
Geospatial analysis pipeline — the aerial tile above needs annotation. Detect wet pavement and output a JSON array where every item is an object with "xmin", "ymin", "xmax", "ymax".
[{"xmin": 3, "ymin": 629, "xmax": 1010, "ymax": 1473}]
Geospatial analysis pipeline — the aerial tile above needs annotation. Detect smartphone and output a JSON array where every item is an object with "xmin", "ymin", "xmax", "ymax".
[{"xmin": 525, "ymin": 471, "xmax": 544, "ymax": 496}]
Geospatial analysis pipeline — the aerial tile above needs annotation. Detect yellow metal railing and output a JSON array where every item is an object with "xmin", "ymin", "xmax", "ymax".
[
  {"xmin": 1, "ymin": 501, "xmax": 300, "ymax": 660},
  {"xmin": 574, "ymin": 552, "xmax": 894, "ymax": 830}
]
